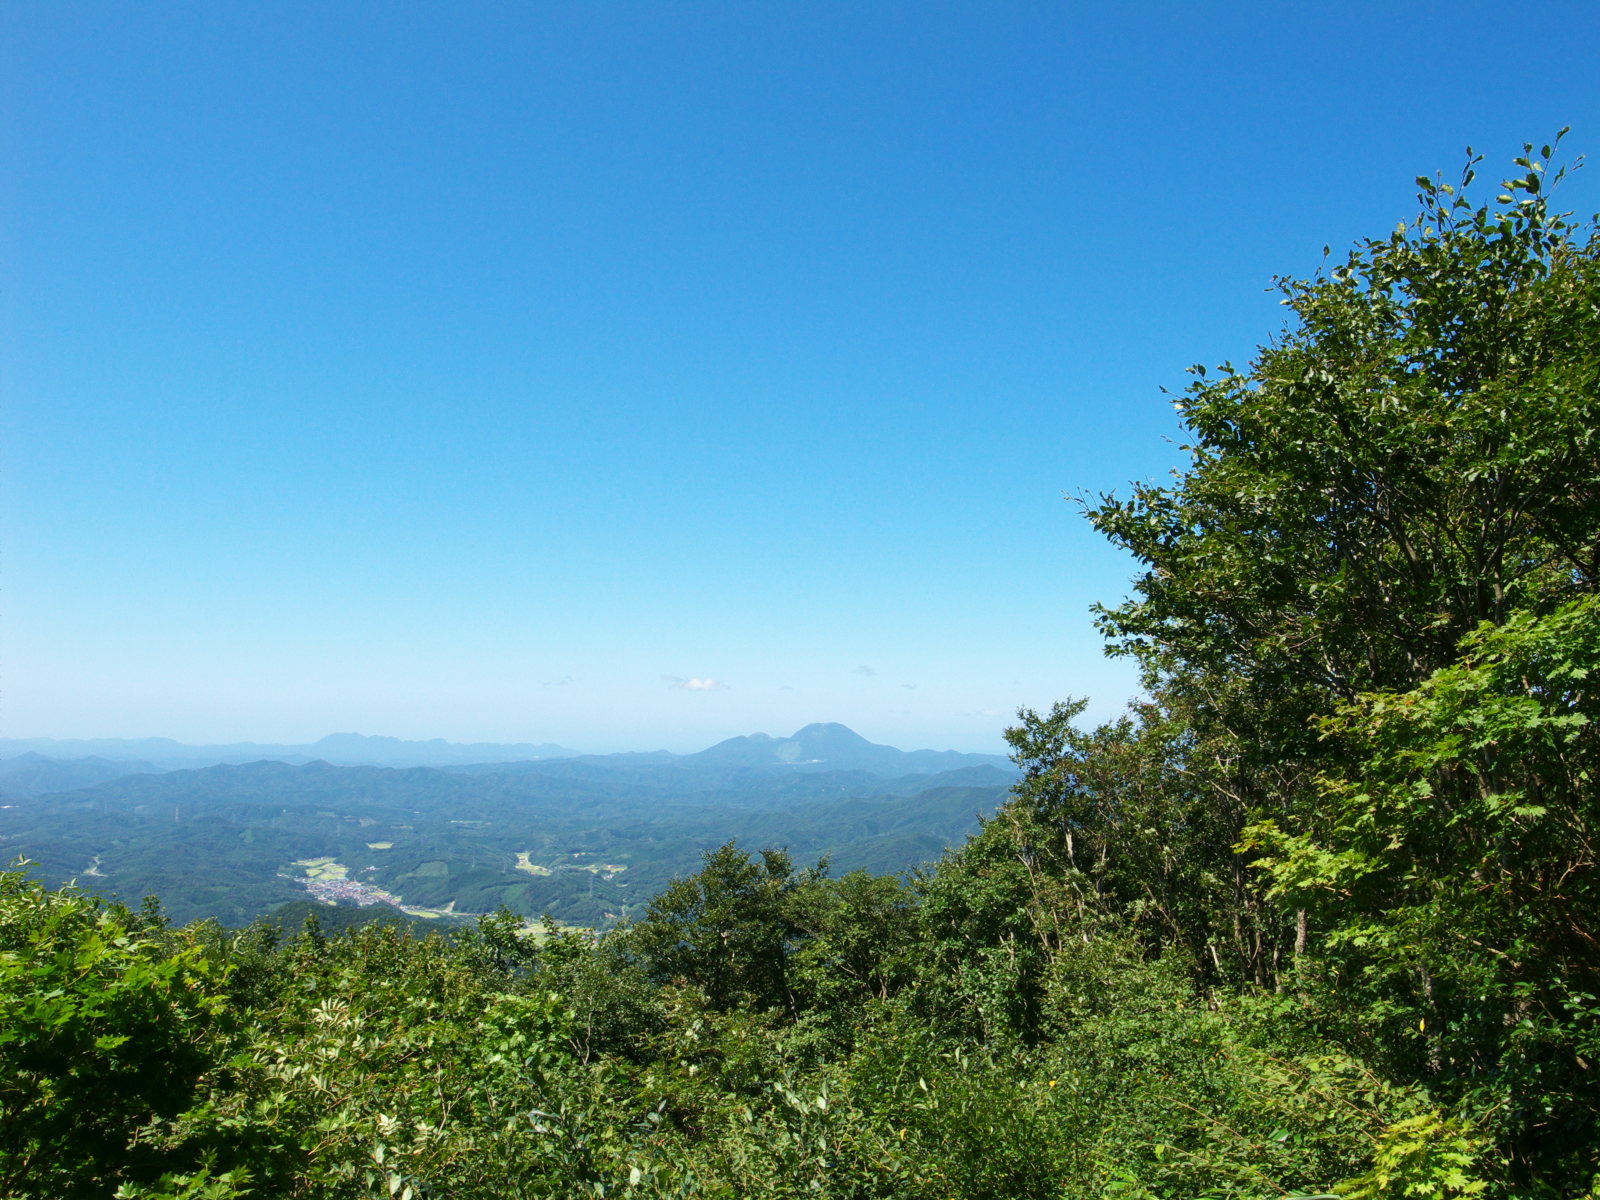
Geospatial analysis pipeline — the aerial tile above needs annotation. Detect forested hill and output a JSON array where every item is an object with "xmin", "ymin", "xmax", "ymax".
[
  {"xmin": 0, "ymin": 746, "xmax": 1015, "ymax": 927},
  {"xmin": 0, "ymin": 752, "xmax": 164, "ymax": 799}
]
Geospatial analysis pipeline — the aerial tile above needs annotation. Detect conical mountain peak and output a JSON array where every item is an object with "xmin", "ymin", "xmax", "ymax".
[{"xmin": 683, "ymin": 723, "xmax": 1011, "ymax": 777}]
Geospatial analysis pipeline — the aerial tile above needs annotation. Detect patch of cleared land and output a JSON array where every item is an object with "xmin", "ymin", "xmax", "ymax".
[
  {"xmin": 514, "ymin": 852, "xmax": 552, "ymax": 875},
  {"xmin": 289, "ymin": 857, "xmax": 455, "ymax": 919},
  {"xmin": 399, "ymin": 899, "xmax": 458, "ymax": 919},
  {"xmin": 566, "ymin": 852, "xmax": 627, "ymax": 878},
  {"xmin": 517, "ymin": 852, "xmax": 626, "ymax": 879},
  {"xmin": 284, "ymin": 857, "xmax": 590, "ymax": 931},
  {"xmin": 366, "ymin": 841, "xmax": 393, "ymax": 850},
  {"xmin": 293, "ymin": 856, "xmax": 348, "ymax": 881}
]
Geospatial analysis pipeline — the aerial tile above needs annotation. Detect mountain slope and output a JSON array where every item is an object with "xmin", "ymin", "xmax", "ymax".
[
  {"xmin": 685, "ymin": 722, "xmax": 1012, "ymax": 776},
  {"xmin": 0, "ymin": 753, "xmax": 163, "ymax": 799}
]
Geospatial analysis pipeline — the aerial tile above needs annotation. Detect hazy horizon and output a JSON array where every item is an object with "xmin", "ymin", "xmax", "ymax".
[{"xmin": 0, "ymin": 719, "xmax": 1019, "ymax": 760}]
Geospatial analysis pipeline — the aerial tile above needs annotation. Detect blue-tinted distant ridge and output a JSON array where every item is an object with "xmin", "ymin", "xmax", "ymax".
[
  {"xmin": 1, "ymin": 724, "xmax": 1013, "ymax": 777},
  {"xmin": 686, "ymin": 722, "xmax": 1013, "ymax": 776}
]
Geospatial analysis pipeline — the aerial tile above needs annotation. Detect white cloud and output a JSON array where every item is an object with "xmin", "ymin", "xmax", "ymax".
[
  {"xmin": 664, "ymin": 675, "xmax": 727, "ymax": 692},
  {"xmin": 852, "ymin": 664, "xmax": 876, "ymax": 677}
]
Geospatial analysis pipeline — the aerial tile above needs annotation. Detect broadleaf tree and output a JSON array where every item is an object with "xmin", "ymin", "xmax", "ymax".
[{"xmin": 1061, "ymin": 133, "xmax": 1600, "ymax": 984}]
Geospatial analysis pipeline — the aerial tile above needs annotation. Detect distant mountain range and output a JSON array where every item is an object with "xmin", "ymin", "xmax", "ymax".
[
  {"xmin": 0, "ymin": 733, "xmax": 582, "ymax": 772},
  {"xmin": 0, "ymin": 724, "xmax": 1012, "ymax": 777},
  {"xmin": 685, "ymin": 723, "xmax": 1013, "ymax": 775},
  {"xmin": 0, "ymin": 724, "xmax": 1019, "ymax": 928}
]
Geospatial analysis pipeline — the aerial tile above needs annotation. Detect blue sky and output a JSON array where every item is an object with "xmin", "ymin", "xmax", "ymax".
[{"xmin": 4, "ymin": 2, "xmax": 1597, "ymax": 753}]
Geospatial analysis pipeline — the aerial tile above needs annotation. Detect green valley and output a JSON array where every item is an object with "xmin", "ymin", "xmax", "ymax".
[{"xmin": 0, "ymin": 727, "xmax": 1014, "ymax": 928}]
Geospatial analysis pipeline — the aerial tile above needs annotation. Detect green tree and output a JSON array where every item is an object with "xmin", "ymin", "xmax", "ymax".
[
  {"xmin": 624, "ymin": 842, "xmax": 821, "ymax": 1014},
  {"xmin": 1249, "ymin": 595, "xmax": 1600, "ymax": 1185},
  {"xmin": 990, "ymin": 136, "xmax": 1600, "ymax": 1193},
  {"xmin": 1095, "ymin": 135, "xmax": 1600, "ymax": 700},
  {"xmin": 790, "ymin": 869, "xmax": 918, "ymax": 1012},
  {"xmin": 1074, "ymin": 135, "xmax": 1600, "ymax": 984},
  {"xmin": 0, "ymin": 868, "xmax": 233, "ymax": 1199}
]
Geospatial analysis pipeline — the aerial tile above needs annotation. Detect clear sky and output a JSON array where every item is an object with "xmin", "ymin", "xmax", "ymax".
[{"xmin": 4, "ymin": 2, "xmax": 1597, "ymax": 754}]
